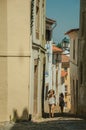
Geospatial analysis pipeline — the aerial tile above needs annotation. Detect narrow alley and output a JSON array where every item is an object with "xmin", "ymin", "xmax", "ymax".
[
  {"xmin": 0, "ymin": 0, "xmax": 86, "ymax": 130},
  {"xmin": 0, "ymin": 115, "xmax": 86, "ymax": 130}
]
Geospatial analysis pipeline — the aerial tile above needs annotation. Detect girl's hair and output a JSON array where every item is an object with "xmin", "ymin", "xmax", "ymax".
[
  {"xmin": 60, "ymin": 93, "xmax": 64, "ymax": 97},
  {"xmin": 48, "ymin": 89, "xmax": 55, "ymax": 94}
]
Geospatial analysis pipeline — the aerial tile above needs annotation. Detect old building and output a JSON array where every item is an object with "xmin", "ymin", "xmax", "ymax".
[
  {"xmin": 0, "ymin": 0, "xmax": 46, "ymax": 122},
  {"xmin": 0, "ymin": 0, "xmax": 31, "ymax": 122},
  {"xmin": 65, "ymin": 28, "xmax": 79, "ymax": 114},
  {"xmin": 44, "ymin": 18, "xmax": 56, "ymax": 113},
  {"xmin": 52, "ymin": 45, "xmax": 62, "ymax": 111},
  {"xmin": 78, "ymin": 0, "xmax": 86, "ymax": 115},
  {"xmin": 30, "ymin": 0, "xmax": 46, "ymax": 119},
  {"xmin": 61, "ymin": 55, "xmax": 71, "ymax": 112},
  {"xmin": 52, "ymin": 45, "xmax": 62, "ymax": 93}
]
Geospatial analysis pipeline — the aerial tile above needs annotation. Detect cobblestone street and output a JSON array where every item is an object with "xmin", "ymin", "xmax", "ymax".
[{"xmin": 0, "ymin": 115, "xmax": 86, "ymax": 130}]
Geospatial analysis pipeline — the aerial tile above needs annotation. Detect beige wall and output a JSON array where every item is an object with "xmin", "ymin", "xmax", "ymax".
[
  {"xmin": 0, "ymin": 0, "xmax": 31, "ymax": 122},
  {"xmin": 0, "ymin": 0, "xmax": 7, "ymax": 55},
  {"xmin": 0, "ymin": 0, "xmax": 7, "ymax": 122},
  {"xmin": 7, "ymin": 0, "xmax": 30, "ymax": 55},
  {"xmin": 69, "ymin": 32, "xmax": 79, "ymax": 65},
  {"xmin": 0, "ymin": 58, "xmax": 8, "ymax": 121},
  {"xmin": 66, "ymin": 30, "xmax": 79, "ymax": 114},
  {"xmin": 7, "ymin": 57, "xmax": 30, "ymax": 121}
]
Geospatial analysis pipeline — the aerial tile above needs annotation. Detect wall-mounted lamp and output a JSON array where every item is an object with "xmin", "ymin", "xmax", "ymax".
[{"xmin": 36, "ymin": 55, "xmax": 40, "ymax": 64}]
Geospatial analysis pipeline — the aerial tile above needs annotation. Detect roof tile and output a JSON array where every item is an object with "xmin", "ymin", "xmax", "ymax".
[{"xmin": 52, "ymin": 45, "xmax": 62, "ymax": 53}]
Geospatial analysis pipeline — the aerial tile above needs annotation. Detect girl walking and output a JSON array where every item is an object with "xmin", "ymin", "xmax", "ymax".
[{"xmin": 48, "ymin": 89, "xmax": 56, "ymax": 118}]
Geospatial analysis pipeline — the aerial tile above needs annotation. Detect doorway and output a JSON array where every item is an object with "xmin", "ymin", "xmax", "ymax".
[{"xmin": 33, "ymin": 59, "xmax": 38, "ymax": 115}]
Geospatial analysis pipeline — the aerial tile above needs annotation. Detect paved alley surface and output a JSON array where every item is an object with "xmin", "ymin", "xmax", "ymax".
[{"xmin": 0, "ymin": 116, "xmax": 86, "ymax": 130}]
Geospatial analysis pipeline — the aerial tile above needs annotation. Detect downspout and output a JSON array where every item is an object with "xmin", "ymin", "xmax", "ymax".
[
  {"xmin": 51, "ymin": 21, "xmax": 57, "ymax": 38},
  {"xmin": 52, "ymin": 21, "xmax": 57, "ymax": 30}
]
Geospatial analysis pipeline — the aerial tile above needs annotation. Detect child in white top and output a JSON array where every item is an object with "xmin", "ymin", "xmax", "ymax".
[{"xmin": 48, "ymin": 89, "xmax": 56, "ymax": 117}]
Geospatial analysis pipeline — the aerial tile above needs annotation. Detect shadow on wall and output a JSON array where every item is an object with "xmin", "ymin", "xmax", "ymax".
[{"xmin": 12, "ymin": 108, "xmax": 31, "ymax": 122}]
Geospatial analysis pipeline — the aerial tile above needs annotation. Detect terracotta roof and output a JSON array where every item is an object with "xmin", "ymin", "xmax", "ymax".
[
  {"xmin": 62, "ymin": 54, "xmax": 69, "ymax": 63},
  {"xmin": 65, "ymin": 28, "xmax": 79, "ymax": 35},
  {"xmin": 61, "ymin": 70, "xmax": 68, "ymax": 77},
  {"xmin": 52, "ymin": 45, "xmax": 63, "ymax": 53}
]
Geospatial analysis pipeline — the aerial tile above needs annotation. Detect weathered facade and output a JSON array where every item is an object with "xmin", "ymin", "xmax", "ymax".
[
  {"xmin": 52, "ymin": 46, "xmax": 62, "ymax": 111},
  {"xmin": 78, "ymin": 0, "xmax": 86, "ymax": 115},
  {"xmin": 0, "ymin": 0, "xmax": 46, "ymax": 122},
  {"xmin": 30, "ymin": 0, "xmax": 46, "ymax": 119},
  {"xmin": 61, "ymin": 55, "xmax": 71, "ymax": 112},
  {"xmin": 44, "ymin": 18, "xmax": 56, "ymax": 113},
  {"xmin": 0, "ymin": 0, "xmax": 31, "ymax": 122},
  {"xmin": 52, "ymin": 45, "xmax": 62, "ymax": 93},
  {"xmin": 65, "ymin": 29, "xmax": 79, "ymax": 114}
]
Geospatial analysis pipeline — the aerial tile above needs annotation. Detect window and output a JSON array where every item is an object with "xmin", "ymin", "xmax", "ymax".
[
  {"xmin": 73, "ymin": 39, "xmax": 75, "ymax": 59},
  {"xmin": 77, "ymin": 39, "xmax": 79, "ymax": 65},
  {"xmin": 65, "ymin": 85, "xmax": 67, "ymax": 91},
  {"xmin": 65, "ymin": 92, "xmax": 67, "ymax": 98},
  {"xmin": 81, "ymin": 11, "xmax": 85, "ymax": 37},
  {"xmin": 64, "ymin": 67, "xmax": 67, "ymax": 71},
  {"xmin": 42, "ymin": 0, "xmax": 45, "ymax": 44},
  {"xmin": 80, "ymin": 62, "xmax": 83, "ymax": 84},
  {"xmin": 36, "ymin": 0, "xmax": 40, "ymax": 39},
  {"xmin": 46, "ymin": 30, "xmax": 52, "ymax": 41}
]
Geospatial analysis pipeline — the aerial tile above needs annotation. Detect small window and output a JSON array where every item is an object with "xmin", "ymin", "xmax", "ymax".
[
  {"xmin": 64, "ymin": 68, "xmax": 67, "ymax": 71},
  {"xmin": 65, "ymin": 92, "xmax": 67, "ymax": 98},
  {"xmin": 73, "ymin": 39, "xmax": 75, "ymax": 60},
  {"xmin": 65, "ymin": 85, "xmax": 67, "ymax": 91},
  {"xmin": 80, "ymin": 62, "xmax": 83, "ymax": 84},
  {"xmin": 81, "ymin": 11, "xmax": 85, "ymax": 37}
]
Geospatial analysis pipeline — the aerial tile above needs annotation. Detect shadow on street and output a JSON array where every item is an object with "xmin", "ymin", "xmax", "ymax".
[{"xmin": 5, "ymin": 113, "xmax": 86, "ymax": 130}]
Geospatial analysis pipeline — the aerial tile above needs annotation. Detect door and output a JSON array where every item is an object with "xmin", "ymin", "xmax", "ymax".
[{"xmin": 33, "ymin": 60, "xmax": 38, "ymax": 114}]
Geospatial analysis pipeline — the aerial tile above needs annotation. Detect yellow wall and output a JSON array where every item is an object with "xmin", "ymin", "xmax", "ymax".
[
  {"xmin": 0, "ymin": 0, "xmax": 7, "ymax": 55},
  {"xmin": 0, "ymin": 0, "xmax": 7, "ymax": 122},
  {"xmin": 0, "ymin": 58, "xmax": 8, "ymax": 121},
  {"xmin": 0, "ymin": 0, "xmax": 31, "ymax": 121},
  {"xmin": 65, "ymin": 68, "xmax": 71, "ymax": 111},
  {"xmin": 7, "ymin": 0, "xmax": 30, "ymax": 55},
  {"xmin": 7, "ymin": 57, "xmax": 30, "ymax": 121}
]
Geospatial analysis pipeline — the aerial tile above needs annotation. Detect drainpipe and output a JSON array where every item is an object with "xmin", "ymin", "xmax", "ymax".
[
  {"xmin": 52, "ymin": 21, "xmax": 57, "ymax": 31},
  {"xmin": 51, "ymin": 21, "xmax": 57, "ymax": 39}
]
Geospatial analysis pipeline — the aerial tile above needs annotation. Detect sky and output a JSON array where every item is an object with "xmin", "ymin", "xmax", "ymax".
[{"xmin": 46, "ymin": 0, "xmax": 80, "ymax": 43}]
